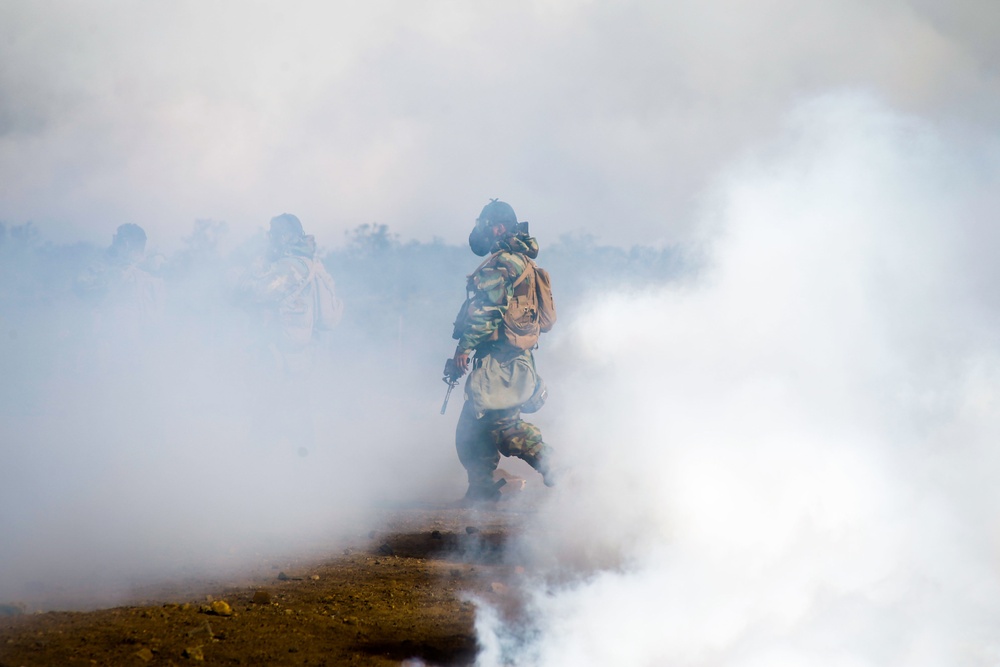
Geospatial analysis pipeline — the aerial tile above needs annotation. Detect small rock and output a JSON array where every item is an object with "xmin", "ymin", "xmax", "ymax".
[
  {"xmin": 251, "ymin": 591, "xmax": 271, "ymax": 605},
  {"xmin": 209, "ymin": 600, "xmax": 233, "ymax": 617},
  {"xmin": 182, "ymin": 645, "xmax": 205, "ymax": 661},
  {"xmin": 135, "ymin": 647, "xmax": 154, "ymax": 662},
  {"xmin": 310, "ymin": 574, "xmax": 320, "ymax": 581},
  {"xmin": 187, "ymin": 620, "xmax": 214, "ymax": 639}
]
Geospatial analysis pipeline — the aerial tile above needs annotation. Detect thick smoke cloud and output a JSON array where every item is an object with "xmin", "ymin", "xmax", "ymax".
[
  {"xmin": 0, "ymin": 222, "xmax": 469, "ymax": 609},
  {"xmin": 475, "ymin": 94, "xmax": 1000, "ymax": 665}
]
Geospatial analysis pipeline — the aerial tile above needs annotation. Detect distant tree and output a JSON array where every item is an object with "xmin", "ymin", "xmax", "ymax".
[
  {"xmin": 344, "ymin": 223, "xmax": 399, "ymax": 257},
  {"xmin": 6, "ymin": 221, "xmax": 40, "ymax": 247},
  {"xmin": 325, "ymin": 225, "xmax": 465, "ymax": 355}
]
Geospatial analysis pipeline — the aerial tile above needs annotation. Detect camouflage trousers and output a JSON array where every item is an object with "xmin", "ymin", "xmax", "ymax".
[{"xmin": 455, "ymin": 398, "xmax": 551, "ymax": 492}]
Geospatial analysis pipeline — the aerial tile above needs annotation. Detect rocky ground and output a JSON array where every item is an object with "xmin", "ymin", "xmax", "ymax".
[{"xmin": 0, "ymin": 485, "xmax": 542, "ymax": 667}]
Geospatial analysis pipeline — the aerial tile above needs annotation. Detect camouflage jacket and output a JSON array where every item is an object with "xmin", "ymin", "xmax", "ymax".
[
  {"xmin": 239, "ymin": 236, "xmax": 317, "ymax": 306},
  {"xmin": 75, "ymin": 251, "xmax": 165, "ymax": 326},
  {"xmin": 455, "ymin": 233, "xmax": 539, "ymax": 354},
  {"xmin": 238, "ymin": 236, "xmax": 323, "ymax": 348}
]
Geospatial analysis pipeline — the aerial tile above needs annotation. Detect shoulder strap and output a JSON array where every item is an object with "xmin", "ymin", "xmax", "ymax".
[
  {"xmin": 467, "ymin": 251, "xmax": 503, "ymax": 279},
  {"xmin": 287, "ymin": 257, "xmax": 318, "ymax": 301},
  {"xmin": 471, "ymin": 250, "xmax": 533, "ymax": 285},
  {"xmin": 510, "ymin": 256, "xmax": 536, "ymax": 290}
]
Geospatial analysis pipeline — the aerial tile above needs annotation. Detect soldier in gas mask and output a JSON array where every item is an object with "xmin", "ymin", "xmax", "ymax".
[{"xmin": 446, "ymin": 199, "xmax": 558, "ymax": 502}]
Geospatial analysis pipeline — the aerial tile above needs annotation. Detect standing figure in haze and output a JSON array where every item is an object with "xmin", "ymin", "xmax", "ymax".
[
  {"xmin": 238, "ymin": 213, "xmax": 343, "ymax": 453},
  {"xmin": 238, "ymin": 213, "xmax": 344, "ymax": 374},
  {"xmin": 75, "ymin": 223, "xmax": 166, "ymax": 344},
  {"xmin": 446, "ymin": 199, "xmax": 558, "ymax": 503}
]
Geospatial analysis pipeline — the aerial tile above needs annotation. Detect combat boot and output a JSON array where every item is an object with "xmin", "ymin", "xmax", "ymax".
[{"xmin": 461, "ymin": 478, "xmax": 507, "ymax": 504}]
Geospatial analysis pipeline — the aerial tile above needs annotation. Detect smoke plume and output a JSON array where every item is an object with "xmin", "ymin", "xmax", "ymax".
[{"xmin": 474, "ymin": 93, "xmax": 1000, "ymax": 666}]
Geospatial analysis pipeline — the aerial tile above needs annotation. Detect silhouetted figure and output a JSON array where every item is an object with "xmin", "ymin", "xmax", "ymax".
[
  {"xmin": 75, "ymin": 223, "xmax": 165, "ymax": 345},
  {"xmin": 238, "ymin": 214, "xmax": 343, "ymax": 454}
]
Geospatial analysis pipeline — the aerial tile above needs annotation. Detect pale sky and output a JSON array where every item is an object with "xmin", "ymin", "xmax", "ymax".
[{"xmin": 1, "ymin": 0, "xmax": 998, "ymax": 250}]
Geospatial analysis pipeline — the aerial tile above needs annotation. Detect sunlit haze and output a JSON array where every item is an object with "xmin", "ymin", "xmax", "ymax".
[{"xmin": 3, "ymin": 1, "xmax": 1000, "ymax": 663}]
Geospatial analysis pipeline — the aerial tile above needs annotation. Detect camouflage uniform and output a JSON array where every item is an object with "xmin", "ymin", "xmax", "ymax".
[
  {"xmin": 75, "ymin": 223, "xmax": 165, "ymax": 343},
  {"xmin": 453, "ymin": 233, "xmax": 554, "ymax": 499},
  {"xmin": 239, "ymin": 232, "xmax": 338, "ymax": 374},
  {"xmin": 237, "ymin": 215, "xmax": 342, "ymax": 454}
]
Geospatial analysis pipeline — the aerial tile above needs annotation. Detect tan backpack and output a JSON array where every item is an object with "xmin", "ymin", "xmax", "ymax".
[
  {"xmin": 280, "ymin": 257, "xmax": 344, "ymax": 345},
  {"xmin": 501, "ymin": 257, "xmax": 556, "ymax": 350},
  {"xmin": 453, "ymin": 252, "xmax": 556, "ymax": 350},
  {"xmin": 311, "ymin": 260, "xmax": 344, "ymax": 331}
]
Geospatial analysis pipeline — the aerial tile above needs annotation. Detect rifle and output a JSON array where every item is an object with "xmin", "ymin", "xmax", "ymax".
[{"xmin": 440, "ymin": 358, "xmax": 461, "ymax": 414}]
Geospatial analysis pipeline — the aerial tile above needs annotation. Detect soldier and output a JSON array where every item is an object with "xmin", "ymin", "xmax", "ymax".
[
  {"xmin": 447, "ymin": 199, "xmax": 558, "ymax": 502},
  {"xmin": 238, "ymin": 213, "xmax": 343, "ymax": 375},
  {"xmin": 238, "ymin": 214, "xmax": 343, "ymax": 454},
  {"xmin": 75, "ymin": 223, "xmax": 165, "ymax": 342}
]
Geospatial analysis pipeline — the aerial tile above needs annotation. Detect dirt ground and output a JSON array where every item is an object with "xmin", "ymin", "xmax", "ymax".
[{"xmin": 0, "ymin": 482, "xmax": 543, "ymax": 667}]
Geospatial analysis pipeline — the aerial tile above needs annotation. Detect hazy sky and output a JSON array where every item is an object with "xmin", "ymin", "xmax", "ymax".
[{"xmin": 2, "ymin": 0, "xmax": 998, "ymax": 250}]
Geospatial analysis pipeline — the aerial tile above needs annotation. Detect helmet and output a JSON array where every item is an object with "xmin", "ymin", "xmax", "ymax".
[
  {"xmin": 112, "ymin": 223, "xmax": 147, "ymax": 248},
  {"xmin": 468, "ymin": 199, "xmax": 517, "ymax": 256},
  {"xmin": 269, "ymin": 213, "xmax": 304, "ymax": 247},
  {"xmin": 110, "ymin": 223, "xmax": 147, "ymax": 259},
  {"xmin": 477, "ymin": 199, "xmax": 517, "ymax": 228}
]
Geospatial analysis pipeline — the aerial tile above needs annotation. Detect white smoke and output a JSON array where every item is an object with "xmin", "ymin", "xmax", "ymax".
[
  {"xmin": 475, "ymin": 93, "xmax": 1000, "ymax": 665},
  {"xmin": 0, "ymin": 247, "xmax": 464, "ymax": 610}
]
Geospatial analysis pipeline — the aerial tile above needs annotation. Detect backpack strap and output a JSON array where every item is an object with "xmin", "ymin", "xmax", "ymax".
[
  {"xmin": 469, "ymin": 251, "xmax": 533, "ymax": 286},
  {"xmin": 510, "ymin": 256, "xmax": 536, "ymax": 290},
  {"xmin": 467, "ymin": 251, "xmax": 503, "ymax": 279},
  {"xmin": 287, "ymin": 257, "xmax": 318, "ymax": 301}
]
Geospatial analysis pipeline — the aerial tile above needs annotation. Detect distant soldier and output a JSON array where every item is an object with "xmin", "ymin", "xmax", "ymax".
[
  {"xmin": 237, "ymin": 214, "xmax": 343, "ymax": 455},
  {"xmin": 75, "ymin": 223, "xmax": 165, "ymax": 341},
  {"xmin": 446, "ymin": 200, "xmax": 558, "ymax": 502},
  {"xmin": 238, "ymin": 213, "xmax": 343, "ymax": 374}
]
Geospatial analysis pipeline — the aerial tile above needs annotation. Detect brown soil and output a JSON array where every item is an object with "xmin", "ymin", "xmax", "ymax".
[{"xmin": 0, "ymin": 497, "xmax": 538, "ymax": 667}]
